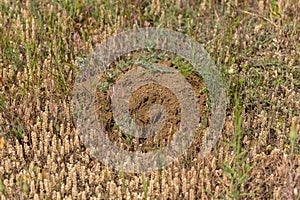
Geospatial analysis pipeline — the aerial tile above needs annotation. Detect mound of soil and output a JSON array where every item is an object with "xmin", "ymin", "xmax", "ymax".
[{"xmin": 95, "ymin": 61, "xmax": 208, "ymax": 154}]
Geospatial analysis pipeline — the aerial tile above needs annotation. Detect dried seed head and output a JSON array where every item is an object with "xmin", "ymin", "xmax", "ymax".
[{"xmin": 0, "ymin": 136, "xmax": 4, "ymax": 149}]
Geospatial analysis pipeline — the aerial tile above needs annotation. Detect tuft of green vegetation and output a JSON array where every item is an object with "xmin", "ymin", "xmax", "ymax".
[
  {"xmin": 11, "ymin": 119, "xmax": 24, "ymax": 141},
  {"xmin": 0, "ymin": 93, "xmax": 5, "ymax": 112},
  {"xmin": 142, "ymin": 174, "xmax": 149, "ymax": 200},
  {"xmin": 0, "ymin": 178, "xmax": 5, "ymax": 196},
  {"xmin": 221, "ymin": 92, "xmax": 255, "ymax": 199}
]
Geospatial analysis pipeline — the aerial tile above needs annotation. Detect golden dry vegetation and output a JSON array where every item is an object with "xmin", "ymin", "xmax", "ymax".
[{"xmin": 0, "ymin": 0, "xmax": 299, "ymax": 199}]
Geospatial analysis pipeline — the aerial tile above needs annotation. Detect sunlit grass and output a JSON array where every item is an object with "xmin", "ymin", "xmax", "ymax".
[{"xmin": 0, "ymin": 0, "xmax": 299, "ymax": 199}]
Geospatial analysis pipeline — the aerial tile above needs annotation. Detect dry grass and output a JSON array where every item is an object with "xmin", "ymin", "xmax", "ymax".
[{"xmin": 0, "ymin": 0, "xmax": 299, "ymax": 199}]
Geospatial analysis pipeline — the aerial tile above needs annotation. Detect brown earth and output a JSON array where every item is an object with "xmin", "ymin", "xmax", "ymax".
[{"xmin": 95, "ymin": 60, "xmax": 208, "ymax": 154}]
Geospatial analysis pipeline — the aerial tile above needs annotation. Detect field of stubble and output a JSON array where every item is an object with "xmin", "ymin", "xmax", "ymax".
[{"xmin": 0, "ymin": 0, "xmax": 299, "ymax": 199}]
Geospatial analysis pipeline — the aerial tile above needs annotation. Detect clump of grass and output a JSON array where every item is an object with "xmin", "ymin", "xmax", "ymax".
[
  {"xmin": 11, "ymin": 119, "xmax": 24, "ymax": 141},
  {"xmin": 142, "ymin": 174, "xmax": 149, "ymax": 200},
  {"xmin": 0, "ymin": 93, "xmax": 5, "ymax": 112},
  {"xmin": 289, "ymin": 119, "xmax": 299, "ymax": 154},
  {"xmin": 221, "ymin": 92, "xmax": 255, "ymax": 199},
  {"xmin": 171, "ymin": 54, "xmax": 194, "ymax": 77},
  {"xmin": 0, "ymin": 178, "xmax": 5, "ymax": 196}
]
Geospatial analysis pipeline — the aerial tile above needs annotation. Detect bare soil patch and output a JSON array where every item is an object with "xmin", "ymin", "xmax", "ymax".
[{"xmin": 95, "ymin": 61, "xmax": 208, "ymax": 154}]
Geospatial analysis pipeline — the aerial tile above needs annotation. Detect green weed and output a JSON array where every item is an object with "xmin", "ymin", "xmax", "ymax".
[
  {"xmin": 221, "ymin": 92, "xmax": 255, "ymax": 199},
  {"xmin": 0, "ymin": 177, "xmax": 5, "ymax": 196}
]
